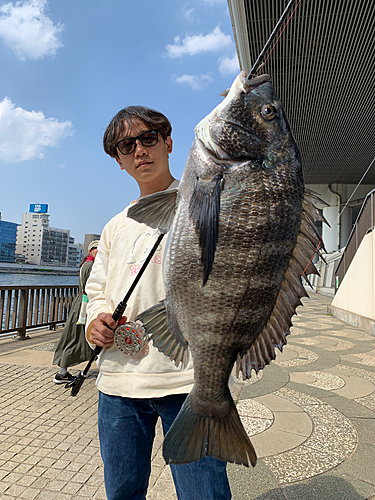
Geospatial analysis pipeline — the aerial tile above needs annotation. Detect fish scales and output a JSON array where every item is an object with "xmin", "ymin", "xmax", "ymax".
[{"xmin": 128, "ymin": 71, "xmax": 326, "ymax": 468}]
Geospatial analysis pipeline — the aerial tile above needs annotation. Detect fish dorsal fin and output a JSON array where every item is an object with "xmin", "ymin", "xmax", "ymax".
[
  {"xmin": 136, "ymin": 300, "xmax": 189, "ymax": 368},
  {"xmin": 189, "ymin": 174, "xmax": 223, "ymax": 285},
  {"xmin": 219, "ymin": 88, "xmax": 230, "ymax": 97},
  {"xmin": 236, "ymin": 190, "xmax": 326, "ymax": 379},
  {"xmin": 127, "ymin": 189, "xmax": 178, "ymax": 233}
]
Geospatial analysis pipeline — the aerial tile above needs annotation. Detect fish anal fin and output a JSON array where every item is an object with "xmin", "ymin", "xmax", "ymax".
[
  {"xmin": 136, "ymin": 301, "xmax": 189, "ymax": 368},
  {"xmin": 127, "ymin": 189, "xmax": 178, "ymax": 233},
  {"xmin": 189, "ymin": 174, "xmax": 223, "ymax": 285},
  {"xmin": 236, "ymin": 315, "xmax": 287, "ymax": 380},
  {"xmin": 163, "ymin": 393, "xmax": 257, "ymax": 467}
]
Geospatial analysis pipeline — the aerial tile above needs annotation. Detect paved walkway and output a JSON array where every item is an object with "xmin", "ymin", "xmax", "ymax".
[{"xmin": 0, "ymin": 292, "xmax": 374, "ymax": 499}]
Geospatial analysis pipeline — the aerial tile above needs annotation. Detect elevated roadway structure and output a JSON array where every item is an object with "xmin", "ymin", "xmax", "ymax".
[{"xmin": 227, "ymin": 0, "xmax": 375, "ymax": 253}]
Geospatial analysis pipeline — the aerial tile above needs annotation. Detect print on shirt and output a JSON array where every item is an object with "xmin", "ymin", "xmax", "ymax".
[{"xmin": 127, "ymin": 229, "xmax": 163, "ymax": 276}]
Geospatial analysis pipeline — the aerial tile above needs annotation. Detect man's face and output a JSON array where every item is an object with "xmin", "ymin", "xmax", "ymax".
[{"xmin": 115, "ymin": 119, "xmax": 173, "ymax": 188}]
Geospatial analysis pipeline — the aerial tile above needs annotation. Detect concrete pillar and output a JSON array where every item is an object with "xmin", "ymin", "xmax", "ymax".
[
  {"xmin": 306, "ymin": 182, "xmax": 375, "ymax": 253},
  {"xmin": 323, "ymin": 205, "xmax": 340, "ymax": 252}
]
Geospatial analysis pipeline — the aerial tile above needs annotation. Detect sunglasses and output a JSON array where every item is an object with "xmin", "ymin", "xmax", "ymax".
[{"xmin": 115, "ymin": 130, "xmax": 160, "ymax": 156}]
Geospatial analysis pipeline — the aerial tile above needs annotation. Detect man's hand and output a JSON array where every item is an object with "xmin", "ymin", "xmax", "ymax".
[{"xmin": 90, "ymin": 313, "xmax": 127, "ymax": 347}]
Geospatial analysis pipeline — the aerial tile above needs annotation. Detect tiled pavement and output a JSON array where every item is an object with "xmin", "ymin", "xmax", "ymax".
[{"xmin": 0, "ymin": 292, "xmax": 375, "ymax": 499}]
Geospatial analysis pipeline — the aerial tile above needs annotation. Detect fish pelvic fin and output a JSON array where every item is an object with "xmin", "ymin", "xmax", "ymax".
[
  {"xmin": 135, "ymin": 301, "xmax": 189, "ymax": 368},
  {"xmin": 237, "ymin": 189, "xmax": 329, "ymax": 380},
  {"xmin": 127, "ymin": 189, "xmax": 178, "ymax": 233},
  {"xmin": 189, "ymin": 174, "xmax": 223, "ymax": 285},
  {"xmin": 163, "ymin": 393, "xmax": 257, "ymax": 468}
]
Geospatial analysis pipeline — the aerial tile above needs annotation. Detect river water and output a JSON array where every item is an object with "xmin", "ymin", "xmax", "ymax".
[{"xmin": 0, "ymin": 273, "xmax": 79, "ymax": 287}]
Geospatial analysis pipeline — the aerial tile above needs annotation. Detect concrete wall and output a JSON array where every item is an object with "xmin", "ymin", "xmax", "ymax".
[{"xmin": 328, "ymin": 230, "xmax": 375, "ymax": 335}]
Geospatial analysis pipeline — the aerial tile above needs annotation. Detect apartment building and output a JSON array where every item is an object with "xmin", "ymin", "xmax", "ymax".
[{"xmin": 16, "ymin": 205, "xmax": 70, "ymax": 266}]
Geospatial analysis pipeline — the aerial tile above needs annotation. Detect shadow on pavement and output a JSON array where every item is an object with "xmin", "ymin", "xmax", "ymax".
[{"xmin": 253, "ymin": 475, "xmax": 367, "ymax": 500}]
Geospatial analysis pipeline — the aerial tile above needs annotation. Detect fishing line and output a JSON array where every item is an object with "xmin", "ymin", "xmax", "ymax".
[
  {"xmin": 303, "ymin": 236, "xmax": 322, "ymax": 276},
  {"xmin": 249, "ymin": 0, "xmax": 302, "ymax": 77},
  {"xmin": 256, "ymin": 0, "xmax": 303, "ymax": 75}
]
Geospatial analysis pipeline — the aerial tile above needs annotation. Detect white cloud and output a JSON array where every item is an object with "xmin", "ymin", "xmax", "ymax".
[
  {"xmin": 182, "ymin": 4, "xmax": 196, "ymax": 23},
  {"xmin": 173, "ymin": 73, "xmax": 213, "ymax": 91},
  {"xmin": 218, "ymin": 53, "xmax": 240, "ymax": 75},
  {"xmin": 0, "ymin": 97, "xmax": 73, "ymax": 163},
  {"xmin": 166, "ymin": 26, "xmax": 232, "ymax": 58},
  {"xmin": 201, "ymin": 0, "xmax": 226, "ymax": 4},
  {"xmin": 0, "ymin": 0, "xmax": 63, "ymax": 60}
]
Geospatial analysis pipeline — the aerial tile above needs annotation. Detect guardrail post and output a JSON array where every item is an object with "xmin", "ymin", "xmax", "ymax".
[{"xmin": 18, "ymin": 288, "xmax": 30, "ymax": 340}]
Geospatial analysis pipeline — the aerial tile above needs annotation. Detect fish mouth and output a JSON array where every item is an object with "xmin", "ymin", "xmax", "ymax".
[
  {"xmin": 194, "ymin": 71, "xmax": 272, "ymax": 161},
  {"xmin": 242, "ymin": 72, "xmax": 271, "ymax": 92}
]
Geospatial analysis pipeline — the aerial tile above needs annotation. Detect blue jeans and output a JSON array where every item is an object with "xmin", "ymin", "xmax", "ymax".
[{"xmin": 98, "ymin": 392, "xmax": 231, "ymax": 500}]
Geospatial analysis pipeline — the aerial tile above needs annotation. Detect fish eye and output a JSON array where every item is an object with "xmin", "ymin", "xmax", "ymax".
[{"xmin": 261, "ymin": 104, "xmax": 277, "ymax": 120}]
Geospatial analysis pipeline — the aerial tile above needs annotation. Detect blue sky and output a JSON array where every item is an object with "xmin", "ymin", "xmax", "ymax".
[{"xmin": 0, "ymin": 0, "xmax": 239, "ymax": 244}]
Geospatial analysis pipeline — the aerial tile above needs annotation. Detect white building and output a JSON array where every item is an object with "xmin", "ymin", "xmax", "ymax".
[
  {"xmin": 16, "ymin": 211, "xmax": 50, "ymax": 265},
  {"xmin": 16, "ymin": 206, "xmax": 71, "ymax": 266},
  {"xmin": 41, "ymin": 226, "xmax": 70, "ymax": 266},
  {"xmin": 67, "ymin": 237, "xmax": 84, "ymax": 268}
]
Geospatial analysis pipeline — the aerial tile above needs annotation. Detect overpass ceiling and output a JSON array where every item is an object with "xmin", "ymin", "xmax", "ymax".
[{"xmin": 227, "ymin": 0, "xmax": 375, "ymax": 185}]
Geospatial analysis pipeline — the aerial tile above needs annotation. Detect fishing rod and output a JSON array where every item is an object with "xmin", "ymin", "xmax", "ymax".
[
  {"xmin": 249, "ymin": 0, "xmax": 301, "ymax": 77},
  {"xmin": 67, "ymin": 231, "xmax": 165, "ymax": 397}
]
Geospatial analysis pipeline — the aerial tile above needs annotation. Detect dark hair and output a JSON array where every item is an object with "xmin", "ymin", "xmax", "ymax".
[
  {"xmin": 79, "ymin": 255, "xmax": 88, "ymax": 267},
  {"xmin": 103, "ymin": 106, "xmax": 172, "ymax": 158}
]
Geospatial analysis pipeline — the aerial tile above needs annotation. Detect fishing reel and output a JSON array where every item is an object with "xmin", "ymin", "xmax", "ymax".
[{"xmin": 114, "ymin": 321, "xmax": 148, "ymax": 356}]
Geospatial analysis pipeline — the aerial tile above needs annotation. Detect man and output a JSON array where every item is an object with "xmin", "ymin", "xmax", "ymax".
[{"xmin": 85, "ymin": 106, "xmax": 231, "ymax": 500}]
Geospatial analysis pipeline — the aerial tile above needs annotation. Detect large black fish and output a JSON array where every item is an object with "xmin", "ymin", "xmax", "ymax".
[{"xmin": 128, "ymin": 71, "xmax": 326, "ymax": 468}]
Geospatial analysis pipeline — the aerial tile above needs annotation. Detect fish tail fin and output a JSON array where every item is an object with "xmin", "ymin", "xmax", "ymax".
[{"xmin": 163, "ymin": 394, "xmax": 257, "ymax": 468}]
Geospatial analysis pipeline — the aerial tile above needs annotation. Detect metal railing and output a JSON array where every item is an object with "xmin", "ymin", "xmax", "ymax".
[
  {"xmin": 0, "ymin": 285, "xmax": 79, "ymax": 340},
  {"xmin": 306, "ymin": 250, "xmax": 343, "ymax": 298},
  {"xmin": 335, "ymin": 188, "xmax": 375, "ymax": 291}
]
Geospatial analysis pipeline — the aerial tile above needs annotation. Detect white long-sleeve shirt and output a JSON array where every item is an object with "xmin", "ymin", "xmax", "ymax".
[{"xmin": 85, "ymin": 181, "xmax": 194, "ymax": 398}]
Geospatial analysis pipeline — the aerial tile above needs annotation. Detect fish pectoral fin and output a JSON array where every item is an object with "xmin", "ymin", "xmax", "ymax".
[
  {"xmin": 136, "ymin": 300, "xmax": 189, "ymax": 368},
  {"xmin": 163, "ymin": 393, "xmax": 257, "ymax": 467},
  {"xmin": 127, "ymin": 189, "xmax": 178, "ymax": 233},
  {"xmin": 189, "ymin": 174, "xmax": 223, "ymax": 285}
]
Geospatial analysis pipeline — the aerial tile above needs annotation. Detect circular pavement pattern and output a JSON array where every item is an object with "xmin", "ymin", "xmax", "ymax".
[{"xmin": 261, "ymin": 388, "xmax": 358, "ymax": 484}]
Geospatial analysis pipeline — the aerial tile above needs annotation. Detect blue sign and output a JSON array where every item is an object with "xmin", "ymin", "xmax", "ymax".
[{"xmin": 29, "ymin": 204, "xmax": 48, "ymax": 213}]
